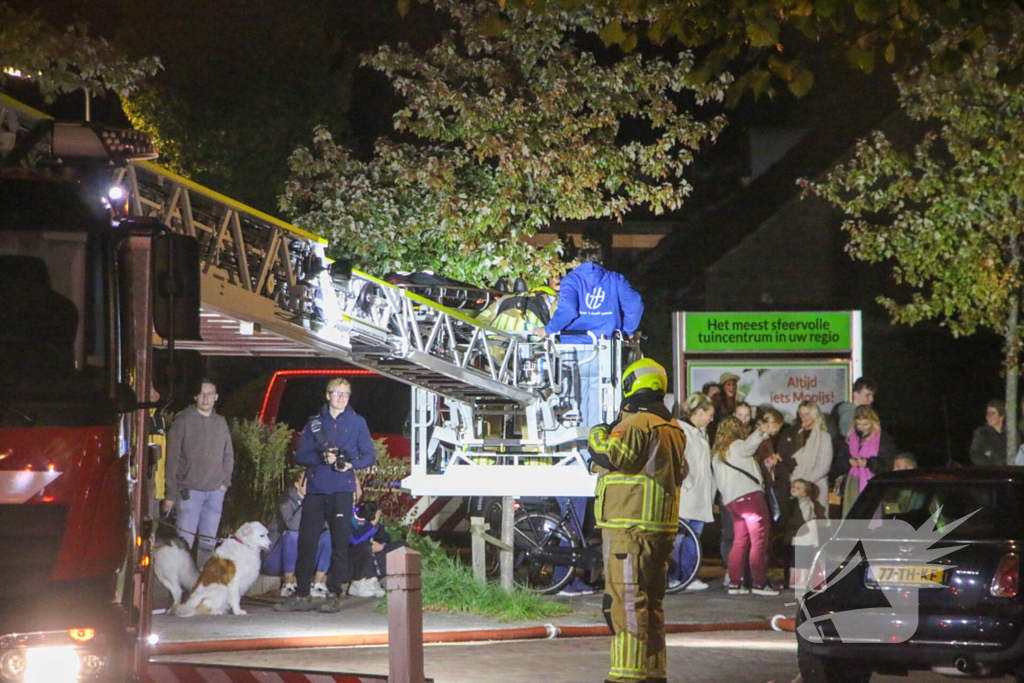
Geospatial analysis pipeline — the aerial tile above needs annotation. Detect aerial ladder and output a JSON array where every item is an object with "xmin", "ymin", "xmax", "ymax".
[{"xmin": 1, "ymin": 93, "xmax": 636, "ymax": 501}]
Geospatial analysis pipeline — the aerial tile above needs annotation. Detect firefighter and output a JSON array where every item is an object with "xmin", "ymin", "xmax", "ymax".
[{"xmin": 588, "ymin": 359, "xmax": 687, "ymax": 683}]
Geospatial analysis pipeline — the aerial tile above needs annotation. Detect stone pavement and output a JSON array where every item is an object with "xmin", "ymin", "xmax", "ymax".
[
  {"xmin": 150, "ymin": 582, "xmax": 987, "ymax": 682},
  {"xmin": 150, "ymin": 580, "xmax": 799, "ymax": 646}
]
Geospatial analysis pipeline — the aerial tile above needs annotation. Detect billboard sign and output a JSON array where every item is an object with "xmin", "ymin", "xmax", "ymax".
[
  {"xmin": 686, "ymin": 361, "xmax": 851, "ymax": 421},
  {"xmin": 683, "ymin": 312, "xmax": 853, "ymax": 353}
]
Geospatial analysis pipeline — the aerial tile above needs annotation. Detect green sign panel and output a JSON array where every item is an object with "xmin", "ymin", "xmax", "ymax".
[{"xmin": 685, "ymin": 312, "xmax": 852, "ymax": 352}]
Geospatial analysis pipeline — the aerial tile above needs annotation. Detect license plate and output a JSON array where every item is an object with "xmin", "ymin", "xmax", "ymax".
[{"xmin": 867, "ymin": 564, "xmax": 946, "ymax": 586}]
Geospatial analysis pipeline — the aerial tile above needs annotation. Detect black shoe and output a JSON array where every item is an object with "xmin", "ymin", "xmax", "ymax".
[
  {"xmin": 318, "ymin": 594, "xmax": 346, "ymax": 613},
  {"xmin": 273, "ymin": 595, "xmax": 317, "ymax": 612}
]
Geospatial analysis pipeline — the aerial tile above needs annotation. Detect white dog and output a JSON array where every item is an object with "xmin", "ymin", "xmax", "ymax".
[
  {"xmin": 172, "ymin": 522, "xmax": 272, "ymax": 617},
  {"xmin": 153, "ymin": 536, "xmax": 200, "ymax": 609}
]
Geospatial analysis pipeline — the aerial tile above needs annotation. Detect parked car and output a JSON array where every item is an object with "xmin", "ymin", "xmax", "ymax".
[
  {"xmin": 797, "ymin": 467, "xmax": 1024, "ymax": 682},
  {"xmin": 258, "ymin": 367, "xmax": 410, "ymax": 462}
]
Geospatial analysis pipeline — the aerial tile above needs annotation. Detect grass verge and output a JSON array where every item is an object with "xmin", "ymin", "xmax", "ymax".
[{"xmin": 384, "ymin": 527, "xmax": 574, "ymax": 622}]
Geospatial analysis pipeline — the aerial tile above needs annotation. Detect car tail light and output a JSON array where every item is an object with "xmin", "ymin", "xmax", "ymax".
[
  {"xmin": 808, "ymin": 551, "xmax": 828, "ymax": 593},
  {"xmin": 991, "ymin": 554, "xmax": 1018, "ymax": 597}
]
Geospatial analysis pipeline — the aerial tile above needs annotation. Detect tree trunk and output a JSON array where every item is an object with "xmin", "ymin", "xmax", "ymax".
[
  {"xmin": 1006, "ymin": 240, "xmax": 1023, "ymax": 464},
  {"xmin": 1007, "ymin": 294, "xmax": 1019, "ymax": 464}
]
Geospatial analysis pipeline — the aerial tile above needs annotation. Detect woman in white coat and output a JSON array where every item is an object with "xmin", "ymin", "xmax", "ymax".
[
  {"xmin": 670, "ymin": 393, "xmax": 716, "ymax": 591},
  {"xmin": 789, "ymin": 401, "xmax": 832, "ymax": 513}
]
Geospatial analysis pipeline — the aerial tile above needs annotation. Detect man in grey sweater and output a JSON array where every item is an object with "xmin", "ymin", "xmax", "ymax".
[{"xmin": 162, "ymin": 379, "xmax": 235, "ymax": 567}]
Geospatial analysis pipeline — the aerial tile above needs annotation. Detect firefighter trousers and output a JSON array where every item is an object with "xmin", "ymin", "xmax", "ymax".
[{"xmin": 601, "ymin": 526, "xmax": 674, "ymax": 683}]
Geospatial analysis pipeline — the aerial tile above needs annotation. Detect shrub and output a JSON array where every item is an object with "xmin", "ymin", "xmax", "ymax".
[
  {"xmin": 358, "ymin": 438, "xmax": 409, "ymax": 520},
  {"xmin": 220, "ymin": 418, "xmax": 293, "ymax": 534}
]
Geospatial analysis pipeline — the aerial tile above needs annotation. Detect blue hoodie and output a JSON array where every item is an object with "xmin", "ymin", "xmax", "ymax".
[
  {"xmin": 295, "ymin": 404, "xmax": 376, "ymax": 494},
  {"xmin": 543, "ymin": 262, "xmax": 643, "ymax": 343}
]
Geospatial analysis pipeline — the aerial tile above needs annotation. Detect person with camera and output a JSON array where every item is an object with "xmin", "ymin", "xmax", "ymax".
[{"xmin": 276, "ymin": 377, "xmax": 376, "ymax": 613}]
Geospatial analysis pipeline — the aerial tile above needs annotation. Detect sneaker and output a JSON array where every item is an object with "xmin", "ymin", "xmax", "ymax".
[
  {"xmin": 557, "ymin": 586, "xmax": 595, "ymax": 596},
  {"xmin": 273, "ymin": 595, "xmax": 317, "ymax": 612},
  {"xmin": 318, "ymin": 595, "xmax": 345, "ymax": 613},
  {"xmin": 348, "ymin": 579, "xmax": 377, "ymax": 598},
  {"xmin": 725, "ymin": 584, "xmax": 751, "ymax": 595},
  {"xmin": 667, "ymin": 579, "xmax": 683, "ymax": 591},
  {"xmin": 366, "ymin": 576, "xmax": 386, "ymax": 598},
  {"xmin": 280, "ymin": 582, "xmax": 296, "ymax": 598},
  {"xmin": 310, "ymin": 582, "xmax": 329, "ymax": 598},
  {"xmin": 751, "ymin": 585, "xmax": 780, "ymax": 596},
  {"xmin": 685, "ymin": 578, "xmax": 710, "ymax": 592}
]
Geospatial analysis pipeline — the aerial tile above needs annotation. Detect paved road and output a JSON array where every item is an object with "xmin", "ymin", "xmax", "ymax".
[{"xmin": 156, "ymin": 630, "xmax": 1019, "ymax": 683}]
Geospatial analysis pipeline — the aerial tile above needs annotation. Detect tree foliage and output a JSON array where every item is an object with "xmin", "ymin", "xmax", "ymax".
[
  {"xmin": 282, "ymin": 0, "xmax": 729, "ymax": 284},
  {"xmin": 491, "ymin": 0, "xmax": 1014, "ymax": 105},
  {"xmin": 801, "ymin": 10, "xmax": 1024, "ymax": 459},
  {"xmin": 0, "ymin": 3, "xmax": 159, "ymax": 99}
]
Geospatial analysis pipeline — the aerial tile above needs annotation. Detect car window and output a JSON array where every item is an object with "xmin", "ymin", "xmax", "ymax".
[
  {"xmin": 276, "ymin": 375, "xmax": 410, "ymax": 434},
  {"xmin": 847, "ymin": 481, "xmax": 1022, "ymax": 540}
]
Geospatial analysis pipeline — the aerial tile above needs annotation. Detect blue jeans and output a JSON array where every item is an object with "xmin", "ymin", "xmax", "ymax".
[
  {"xmin": 669, "ymin": 519, "xmax": 705, "ymax": 583},
  {"xmin": 262, "ymin": 530, "xmax": 332, "ymax": 576},
  {"xmin": 176, "ymin": 488, "xmax": 225, "ymax": 568}
]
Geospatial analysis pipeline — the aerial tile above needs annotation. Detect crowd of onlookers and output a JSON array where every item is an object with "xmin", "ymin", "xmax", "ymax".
[
  {"xmin": 674, "ymin": 374, "xmax": 1024, "ymax": 595},
  {"xmin": 672, "ymin": 376, "xmax": 922, "ymax": 596}
]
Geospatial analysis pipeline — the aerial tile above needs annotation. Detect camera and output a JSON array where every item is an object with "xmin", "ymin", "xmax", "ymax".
[{"xmin": 321, "ymin": 447, "xmax": 351, "ymax": 471}]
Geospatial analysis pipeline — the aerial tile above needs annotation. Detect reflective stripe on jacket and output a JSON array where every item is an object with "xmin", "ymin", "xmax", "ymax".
[{"xmin": 589, "ymin": 407, "xmax": 687, "ymax": 532}]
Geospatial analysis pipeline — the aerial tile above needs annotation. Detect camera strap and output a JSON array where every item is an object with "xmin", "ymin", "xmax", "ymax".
[{"xmin": 308, "ymin": 416, "xmax": 331, "ymax": 451}]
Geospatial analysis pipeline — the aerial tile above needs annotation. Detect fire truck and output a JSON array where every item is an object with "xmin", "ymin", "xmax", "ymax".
[
  {"xmin": 0, "ymin": 96, "xmax": 200, "ymax": 682},
  {"xmin": 0, "ymin": 90, "xmax": 636, "ymax": 680}
]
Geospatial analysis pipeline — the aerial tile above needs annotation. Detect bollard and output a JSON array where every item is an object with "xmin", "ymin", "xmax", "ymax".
[
  {"xmin": 387, "ymin": 547, "xmax": 425, "ymax": 683},
  {"xmin": 470, "ymin": 516, "xmax": 486, "ymax": 582},
  {"xmin": 500, "ymin": 496, "xmax": 514, "ymax": 590}
]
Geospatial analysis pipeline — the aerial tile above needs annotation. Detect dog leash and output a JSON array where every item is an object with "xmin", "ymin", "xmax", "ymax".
[{"xmin": 155, "ymin": 518, "xmax": 227, "ymax": 543}]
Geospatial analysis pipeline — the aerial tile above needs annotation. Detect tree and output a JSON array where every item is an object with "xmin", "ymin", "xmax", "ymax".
[
  {"xmin": 0, "ymin": 3, "xmax": 159, "ymax": 100},
  {"xmin": 282, "ymin": 0, "xmax": 729, "ymax": 284},
  {"xmin": 801, "ymin": 11, "xmax": 1024, "ymax": 461}
]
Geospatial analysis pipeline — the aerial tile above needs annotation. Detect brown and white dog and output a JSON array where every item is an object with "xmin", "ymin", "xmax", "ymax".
[{"xmin": 172, "ymin": 522, "xmax": 272, "ymax": 617}]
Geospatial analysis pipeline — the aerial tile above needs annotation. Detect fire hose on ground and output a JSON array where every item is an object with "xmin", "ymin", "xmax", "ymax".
[{"xmin": 151, "ymin": 617, "xmax": 796, "ymax": 656}]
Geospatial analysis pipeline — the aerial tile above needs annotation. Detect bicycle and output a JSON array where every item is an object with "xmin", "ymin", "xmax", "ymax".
[
  {"xmin": 484, "ymin": 498, "xmax": 702, "ymax": 595},
  {"xmin": 665, "ymin": 520, "xmax": 702, "ymax": 594}
]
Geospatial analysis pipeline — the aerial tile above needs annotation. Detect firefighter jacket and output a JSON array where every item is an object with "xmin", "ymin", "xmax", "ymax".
[{"xmin": 588, "ymin": 404, "xmax": 688, "ymax": 532}]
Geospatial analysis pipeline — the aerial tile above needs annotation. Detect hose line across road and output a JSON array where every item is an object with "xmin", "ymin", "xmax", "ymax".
[{"xmin": 152, "ymin": 618, "xmax": 793, "ymax": 656}]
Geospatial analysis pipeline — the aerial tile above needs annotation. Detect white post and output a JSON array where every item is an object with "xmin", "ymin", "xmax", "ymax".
[
  {"xmin": 470, "ymin": 515, "xmax": 486, "ymax": 582},
  {"xmin": 387, "ymin": 547, "xmax": 425, "ymax": 683},
  {"xmin": 500, "ymin": 496, "xmax": 514, "ymax": 590}
]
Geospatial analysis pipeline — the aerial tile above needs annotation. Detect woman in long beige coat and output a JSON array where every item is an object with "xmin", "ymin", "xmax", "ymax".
[{"xmin": 789, "ymin": 401, "xmax": 832, "ymax": 512}]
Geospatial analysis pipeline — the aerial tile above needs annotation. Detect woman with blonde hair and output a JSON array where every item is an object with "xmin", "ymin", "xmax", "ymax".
[
  {"xmin": 788, "ymin": 401, "xmax": 832, "ymax": 512},
  {"xmin": 670, "ymin": 392, "xmax": 716, "ymax": 590},
  {"xmin": 713, "ymin": 411, "xmax": 783, "ymax": 596},
  {"xmin": 836, "ymin": 404, "xmax": 899, "ymax": 516}
]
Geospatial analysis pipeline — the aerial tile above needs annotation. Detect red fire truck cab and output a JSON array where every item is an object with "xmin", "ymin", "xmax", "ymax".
[{"xmin": 0, "ymin": 121, "xmax": 199, "ymax": 683}]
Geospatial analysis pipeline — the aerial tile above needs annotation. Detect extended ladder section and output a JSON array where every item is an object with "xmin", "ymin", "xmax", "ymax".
[{"xmin": 1, "ymin": 95, "xmax": 636, "ymax": 496}]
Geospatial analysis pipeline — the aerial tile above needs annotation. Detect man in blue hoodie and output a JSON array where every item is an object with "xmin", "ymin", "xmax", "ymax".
[
  {"xmin": 536, "ymin": 247, "xmax": 643, "ymax": 595},
  {"xmin": 275, "ymin": 377, "xmax": 376, "ymax": 613},
  {"xmin": 537, "ymin": 247, "xmax": 644, "ymax": 428}
]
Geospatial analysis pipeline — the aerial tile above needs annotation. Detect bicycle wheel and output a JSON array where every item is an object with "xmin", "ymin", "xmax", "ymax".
[
  {"xmin": 666, "ymin": 520, "xmax": 702, "ymax": 594},
  {"xmin": 510, "ymin": 512, "xmax": 581, "ymax": 594}
]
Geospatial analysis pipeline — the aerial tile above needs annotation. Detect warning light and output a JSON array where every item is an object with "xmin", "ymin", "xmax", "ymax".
[{"xmin": 68, "ymin": 628, "xmax": 95, "ymax": 642}]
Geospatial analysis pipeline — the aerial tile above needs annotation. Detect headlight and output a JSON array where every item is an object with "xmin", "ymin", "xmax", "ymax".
[{"xmin": 25, "ymin": 647, "xmax": 79, "ymax": 683}]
